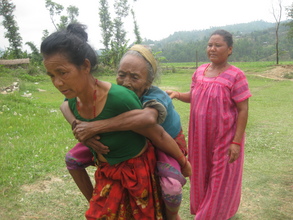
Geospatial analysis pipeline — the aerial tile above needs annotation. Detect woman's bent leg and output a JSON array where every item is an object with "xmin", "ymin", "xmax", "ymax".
[
  {"xmin": 65, "ymin": 142, "xmax": 95, "ymax": 201},
  {"xmin": 68, "ymin": 169, "xmax": 93, "ymax": 201}
]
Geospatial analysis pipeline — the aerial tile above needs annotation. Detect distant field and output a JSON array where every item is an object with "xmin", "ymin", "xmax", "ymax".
[{"xmin": 162, "ymin": 61, "xmax": 292, "ymax": 72}]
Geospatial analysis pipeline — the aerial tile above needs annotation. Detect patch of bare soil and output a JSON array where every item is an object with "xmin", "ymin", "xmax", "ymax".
[
  {"xmin": 254, "ymin": 65, "xmax": 293, "ymax": 81},
  {"xmin": 21, "ymin": 176, "xmax": 63, "ymax": 194}
]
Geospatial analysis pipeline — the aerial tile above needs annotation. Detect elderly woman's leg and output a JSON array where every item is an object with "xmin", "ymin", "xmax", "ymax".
[{"xmin": 161, "ymin": 176, "xmax": 183, "ymax": 220}]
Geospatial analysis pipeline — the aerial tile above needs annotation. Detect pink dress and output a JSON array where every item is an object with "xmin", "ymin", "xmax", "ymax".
[{"xmin": 189, "ymin": 63, "xmax": 251, "ymax": 220}]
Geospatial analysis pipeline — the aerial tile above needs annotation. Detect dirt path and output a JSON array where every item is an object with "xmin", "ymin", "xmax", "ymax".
[{"xmin": 252, "ymin": 65, "xmax": 293, "ymax": 81}]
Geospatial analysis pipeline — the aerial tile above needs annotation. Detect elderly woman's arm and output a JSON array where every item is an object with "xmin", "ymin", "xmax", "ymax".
[
  {"xmin": 135, "ymin": 124, "xmax": 192, "ymax": 177},
  {"xmin": 61, "ymin": 101, "xmax": 158, "ymax": 135},
  {"xmin": 73, "ymin": 108, "xmax": 158, "ymax": 141},
  {"xmin": 60, "ymin": 101, "xmax": 110, "ymax": 154},
  {"xmin": 228, "ymin": 99, "xmax": 249, "ymax": 163}
]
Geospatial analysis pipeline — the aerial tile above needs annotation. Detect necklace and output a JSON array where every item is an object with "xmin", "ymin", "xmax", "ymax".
[
  {"xmin": 204, "ymin": 64, "xmax": 228, "ymax": 78},
  {"xmin": 77, "ymin": 78, "xmax": 98, "ymax": 118}
]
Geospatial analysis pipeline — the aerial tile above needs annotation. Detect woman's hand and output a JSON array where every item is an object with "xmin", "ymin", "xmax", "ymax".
[
  {"xmin": 228, "ymin": 143, "xmax": 240, "ymax": 163},
  {"xmin": 165, "ymin": 90, "xmax": 178, "ymax": 99}
]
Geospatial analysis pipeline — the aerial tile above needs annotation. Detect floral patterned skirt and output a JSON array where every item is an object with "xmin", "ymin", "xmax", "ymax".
[{"xmin": 85, "ymin": 143, "xmax": 164, "ymax": 220}]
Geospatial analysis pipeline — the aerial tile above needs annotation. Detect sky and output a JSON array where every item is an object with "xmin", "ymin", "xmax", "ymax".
[{"xmin": 0, "ymin": 0, "xmax": 292, "ymax": 52}]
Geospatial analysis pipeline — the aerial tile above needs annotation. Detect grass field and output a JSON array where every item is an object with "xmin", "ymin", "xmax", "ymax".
[{"xmin": 0, "ymin": 62, "xmax": 292, "ymax": 219}]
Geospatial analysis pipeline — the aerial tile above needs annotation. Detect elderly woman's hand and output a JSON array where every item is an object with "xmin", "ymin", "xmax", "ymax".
[
  {"xmin": 73, "ymin": 120, "xmax": 98, "ymax": 142},
  {"xmin": 83, "ymin": 136, "xmax": 110, "ymax": 155}
]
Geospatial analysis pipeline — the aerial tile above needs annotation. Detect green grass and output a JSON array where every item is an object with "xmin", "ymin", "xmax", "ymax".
[
  {"xmin": 162, "ymin": 61, "xmax": 293, "ymax": 74},
  {"xmin": 0, "ymin": 62, "xmax": 292, "ymax": 219}
]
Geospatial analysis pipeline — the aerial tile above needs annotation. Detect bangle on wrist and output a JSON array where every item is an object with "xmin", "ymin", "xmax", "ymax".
[
  {"xmin": 231, "ymin": 141, "xmax": 241, "ymax": 146},
  {"xmin": 181, "ymin": 157, "xmax": 187, "ymax": 169},
  {"xmin": 178, "ymin": 154, "xmax": 187, "ymax": 168}
]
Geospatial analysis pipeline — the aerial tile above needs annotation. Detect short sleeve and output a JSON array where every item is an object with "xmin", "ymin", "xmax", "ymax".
[
  {"xmin": 231, "ymin": 71, "xmax": 252, "ymax": 103},
  {"xmin": 191, "ymin": 70, "xmax": 197, "ymax": 90},
  {"xmin": 143, "ymin": 99, "xmax": 167, "ymax": 124}
]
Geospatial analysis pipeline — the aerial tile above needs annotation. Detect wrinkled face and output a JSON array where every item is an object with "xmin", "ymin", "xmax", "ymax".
[
  {"xmin": 116, "ymin": 54, "xmax": 151, "ymax": 98},
  {"xmin": 207, "ymin": 34, "xmax": 232, "ymax": 64},
  {"xmin": 43, "ymin": 53, "xmax": 89, "ymax": 99}
]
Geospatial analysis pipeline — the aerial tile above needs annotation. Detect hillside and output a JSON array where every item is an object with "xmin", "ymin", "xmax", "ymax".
[{"xmin": 143, "ymin": 20, "xmax": 293, "ymax": 62}]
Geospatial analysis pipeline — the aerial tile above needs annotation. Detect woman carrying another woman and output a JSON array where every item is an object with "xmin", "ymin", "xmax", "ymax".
[
  {"xmin": 167, "ymin": 29, "xmax": 251, "ymax": 220},
  {"xmin": 41, "ymin": 23, "xmax": 190, "ymax": 219},
  {"xmin": 64, "ymin": 44, "xmax": 189, "ymax": 220}
]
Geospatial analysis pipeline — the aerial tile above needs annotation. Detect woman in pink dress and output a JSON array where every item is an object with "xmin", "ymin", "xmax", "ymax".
[{"xmin": 167, "ymin": 29, "xmax": 251, "ymax": 220}]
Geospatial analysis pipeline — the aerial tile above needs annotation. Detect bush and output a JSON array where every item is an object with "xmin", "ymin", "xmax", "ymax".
[
  {"xmin": 284, "ymin": 72, "xmax": 293, "ymax": 79},
  {"xmin": 95, "ymin": 64, "xmax": 116, "ymax": 76},
  {"xmin": 26, "ymin": 64, "xmax": 45, "ymax": 76}
]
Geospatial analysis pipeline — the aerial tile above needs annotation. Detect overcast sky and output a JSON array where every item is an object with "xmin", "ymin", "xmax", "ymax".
[{"xmin": 0, "ymin": 0, "xmax": 292, "ymax": 51}]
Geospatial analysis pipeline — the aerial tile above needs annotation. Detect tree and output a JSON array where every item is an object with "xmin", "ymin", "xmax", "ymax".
[
  {"xmin": 25, "ymin": 42, "xmax": 43, "ymax": 64},
  {"xmin": 131, "ymin": 8, "xmax": 142, "ymax": 44},
  {"xmin": 99, "ymin": 0, "xmax": 130, "ymax": 67},
  {"xmin": 272, "ymin": 0, "xmax": 283, "ymax": 64},
  {"xmin": 0, "ymin": 0, "xmax": 23, "ymax": 58},
  {"xmin": 44, "ymin": 0, "xmax": 79, "ymax": 31},
  {"xmin": 112, "ymin": 0, "xmax": 129, "ymax": 48},
  {"xmin": 57, "ymin": 5, "xmax": 79, "ymax": 30},
  {"xmin": 67, "ymin": 5, "xmax": 79, "ymax": 23},
  {"xmin": 285, "ymin": 3, "xmax": 293, "ymax": 38},
  {"xmin": 45, "ymin": 0, "xmax": 64, "ymax": 31},
  {"xmin": 98, "ymin": 0, "xmax": 143, "ymax": 67},
  {"xmin": 42, "ymin": 0, "xmax": 79, "ymax": 53},
  {"xmin": 99, "ymin": 0, "xmax": 113, "ymax": 50},
  {"xmin": 111, "ymin": 0, "xmax": 130, "ymax": 67},
  {"xmin": 34, "ymin": 1, "xmax": 78, "ymax": 64},
  {"xmin": 42, "ymin": 30, "xmax": 50, "ymax": 41}
]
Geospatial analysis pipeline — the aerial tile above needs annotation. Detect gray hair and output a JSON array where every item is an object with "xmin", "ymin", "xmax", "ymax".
[{"xmin": 119, "ymin": 50, "xmax": 157, "ymax": 84}]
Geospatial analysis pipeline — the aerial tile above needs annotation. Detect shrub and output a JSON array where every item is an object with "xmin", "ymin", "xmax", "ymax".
[{"xmin": 284, "ymin": 72, "xmax": 293, "ymax": 79}]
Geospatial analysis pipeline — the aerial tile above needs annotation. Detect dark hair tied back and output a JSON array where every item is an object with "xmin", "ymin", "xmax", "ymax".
[
  {"xmin": 41, "ymin": 23, "xmax": 97, "ymax": 72},
  {"xmin": 211, "ymin": 29, "xmax": 233, "ymax": 47},
  {"xmin": 67, "ymin": 23, "xmax": 88, "ymax": 42}
]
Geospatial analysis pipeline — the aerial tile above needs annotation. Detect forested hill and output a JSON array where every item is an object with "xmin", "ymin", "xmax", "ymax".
[{"xmin": 142, "ymin": 20, "xmax": 293, "ymax": 62}]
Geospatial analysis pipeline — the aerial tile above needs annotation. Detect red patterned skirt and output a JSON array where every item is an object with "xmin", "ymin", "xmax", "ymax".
[{"xmin": 85, "ymin": 143, "xmax": 164, "ymax": 220}]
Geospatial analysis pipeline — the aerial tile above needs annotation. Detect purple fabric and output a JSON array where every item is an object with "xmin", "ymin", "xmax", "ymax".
[
  {"xmin": 65, "ymin": 142, "xmax": 94, "ymax": 170},
  {"xmin": 156, "ymin": 150, "xmax": 186, "ymax": 186}
]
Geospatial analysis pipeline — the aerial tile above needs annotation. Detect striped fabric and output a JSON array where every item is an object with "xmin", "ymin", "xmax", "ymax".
[{"xmin": 189, "ymin": 63, "xmax": 251, "ymax": 220}]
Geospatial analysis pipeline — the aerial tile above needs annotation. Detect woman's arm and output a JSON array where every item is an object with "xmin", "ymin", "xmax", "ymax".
[
  {"xmin": 60, "ymin": 101, "xmax": 76, "ymax": 126},
  {"xmin": 228, "ymin": 99, "xmax": 249, "ymax": 163},
  {"xmin": 135, "ymin": 124, "xmax": 192, "ymax": 177},
  {"xmin": 165, "ymin": 90, "xmax": 191, "ymax": 103}
]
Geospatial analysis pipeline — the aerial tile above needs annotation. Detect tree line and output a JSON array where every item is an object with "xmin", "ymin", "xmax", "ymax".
[
  {"xmin": 146, "ymin": 22, "xmax": 293, "ymax": 63},
  {"xmin": 0, "ymin": 0, "xmax": 142, "ymax": 68},
  {"xmin": 0, "ymin": 0, "xmax": 293, "ymax": 68}
]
